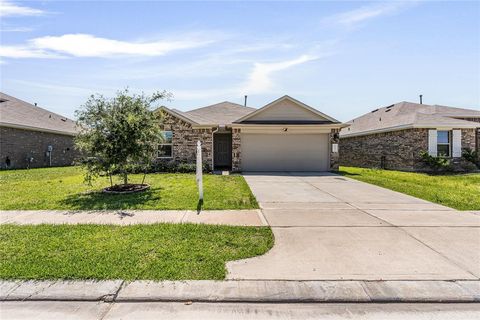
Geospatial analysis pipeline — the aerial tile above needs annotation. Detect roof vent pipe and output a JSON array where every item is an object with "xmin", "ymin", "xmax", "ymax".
[
  {"xmin": 34, "ymin": 102, "xmax": 37, "ymax": 106},
  {"xmin": 244, "ymin": 95, "xmax": 247, "ymax": 107},
  {"xmin": 419, "ymin": 94, "xmax": 423, "ymax": 104}
]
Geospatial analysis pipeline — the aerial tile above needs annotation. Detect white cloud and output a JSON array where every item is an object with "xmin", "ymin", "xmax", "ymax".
[
  {"xmin": 242, "ymin": 55, "xmax": 318, "ymax": 94},
  {"xmin": 0, "ymin": 26, "xmax": 34, "ymax": 32},
  {"xmin": 0, "ymin": 33, "xmax": 215, "ymax": 59},
  {"xmin": 0, "ymin": 45, "xmax": 55, "ymax": 58},
  {"xmin": 0, "ymin": 0, "xmax": 46, "ymax": 17},
  {"xmin": 326, "ymin": 1, "xmax": 417, "ymax": 27}
]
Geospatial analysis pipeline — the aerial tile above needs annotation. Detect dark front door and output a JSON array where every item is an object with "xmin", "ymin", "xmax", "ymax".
[{"xmin": 214, "ymin": 134, "xmax": 232, "ymax": 169}]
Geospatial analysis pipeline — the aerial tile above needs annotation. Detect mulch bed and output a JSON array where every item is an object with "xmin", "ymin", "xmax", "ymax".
[{"xmin": 103, "ymin": 184, "xmax": 150, "ymax": 194}]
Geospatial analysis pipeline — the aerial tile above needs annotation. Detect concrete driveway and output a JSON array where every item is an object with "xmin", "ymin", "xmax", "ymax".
[{"xmin": 227, "ymin": 172, "xmax": 480, "ymax": 280}]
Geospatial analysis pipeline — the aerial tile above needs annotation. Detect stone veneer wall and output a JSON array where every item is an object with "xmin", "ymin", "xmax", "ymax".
[
  {"xmin": 456, "ymin": 118, "xmax": 480, "ymax": 158},
  {"xmin": 232, "ymin": 128, "xmax": 241, "ymax": 172},
  {"xmin": 161, "ymin": 112, "xmax": 214, "ymax": 169},
  {"xmin": 0, "ymin": 126, "xmax": 77, "ymax": 169},
  {"xmin": 340, "ymin": 128, "xmax": 477, "ymax": 171},
  {"xmin": 330, "ymin": 128, "xmax": 340, "ymax": 171}
]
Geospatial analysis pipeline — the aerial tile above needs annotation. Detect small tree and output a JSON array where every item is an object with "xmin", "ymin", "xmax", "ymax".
[{"xmin": 75, "ymin": 89, "xmax": 171, "ymax": 189}]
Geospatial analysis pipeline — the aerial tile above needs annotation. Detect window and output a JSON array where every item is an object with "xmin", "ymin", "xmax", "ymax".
[
  {"xmin": 437, "ymin": 130, "xmax": 451, "ymax": 157},
  {"xmin": 158, "ymin": 131, "xmax": 173, "ymax": 158}
]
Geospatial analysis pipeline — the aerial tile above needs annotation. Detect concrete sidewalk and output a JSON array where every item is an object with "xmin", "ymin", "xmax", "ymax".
[
  {"xmin": 1, "ymin": 280, "xmax": 479, "ymax": 303},
  {"xmin": 0, "ymin": 209, "xmax": 266, "ymax": 226}
]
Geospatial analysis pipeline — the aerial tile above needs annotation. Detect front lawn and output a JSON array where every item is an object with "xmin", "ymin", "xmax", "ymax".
[
  {"xmin": 340, "ymin": 166, "xmax": 480, "ymax": 210},
  {"xmin": 0, "ymin": 224, "xmax": 273, "ymax": 280},
  {"xmin": 0, "ymin": 166, "xmax": 258, "ymax": 210}
]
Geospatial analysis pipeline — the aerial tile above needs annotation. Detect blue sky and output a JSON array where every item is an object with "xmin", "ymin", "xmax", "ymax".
[{"xmin": 1, "ymin": 0, "xmax": 479, "ymax": 121}]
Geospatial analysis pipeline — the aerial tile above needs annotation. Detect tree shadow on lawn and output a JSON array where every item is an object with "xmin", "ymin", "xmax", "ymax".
[
  {"xmin": 60, "ymin": 187, "xmax": 162, "ymax": 210},
  {"xmin": 336, "ymin": 170, "xmax": 360, "ymax": 176}
]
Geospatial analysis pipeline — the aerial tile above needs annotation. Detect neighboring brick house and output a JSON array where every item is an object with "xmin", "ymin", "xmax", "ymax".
[
  {"xmin": 158, "ymin": 95, "xmax": 346, "ymax": 172},
  {"xmin": 339, "ymin": 102, "xmax": 480, "ymax": 171},
  {"xmin": 0, "ymin": 92, "xmax": 78, "ymax": 169}
]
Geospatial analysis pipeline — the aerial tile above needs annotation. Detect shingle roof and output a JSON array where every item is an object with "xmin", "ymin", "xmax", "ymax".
[
  {"xmin": 341, "ymin": 101, "xmax": 479, "ymax": 137},
  {"xmin": 0, "ymin": 92, "xmax": 78, "ymax": 136},
  {"xmin": 168, "ymin": 101, "xmax": 256, "ymax": 125}
]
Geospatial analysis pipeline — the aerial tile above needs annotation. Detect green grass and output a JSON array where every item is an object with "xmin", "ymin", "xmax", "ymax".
[
  {"xmin": 0, "ymin": 166, "xmax": 258, "ymax": 210},
  {"xmin": 0, "ymin": 224, "xmax": 273, "ymax": 280},
  {"xmin": 340, "ymin": 166, "xmax": 480, "ymax": 210}
]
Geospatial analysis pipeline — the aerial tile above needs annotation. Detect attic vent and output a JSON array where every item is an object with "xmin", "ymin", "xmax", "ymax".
[
  {"xmin": 385, "ymin": 109, "xmax": 392, "ymax": 113},
  {"xmin": 386, "ymin": 104, "xmax": 395, "ymax": 109},
  {"xmin": 61, "ymin": 118, "xmax": 67, "ymax": 122},
  {"xmin": 0, "ymin": 99, "xmax": 7, "ymax": 103},
  {"xmin": 371, "ymin": 108, "xmax": 379, "ymax": 113}
]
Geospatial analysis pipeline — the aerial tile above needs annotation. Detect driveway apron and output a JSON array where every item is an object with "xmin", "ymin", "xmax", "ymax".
[{"xmin": 226, "ymin": 172, "xmax": 480, "ymax": 280}]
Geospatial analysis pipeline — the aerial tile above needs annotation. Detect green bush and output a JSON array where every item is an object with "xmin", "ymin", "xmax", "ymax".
[
  {"xmin": 419, "ymin": 151, "xmax": 451, "ymax": 172},
  {"xmin": 151, "ymin": 161, "xmax": 210, "ymax": 173},
  {"xmin": 462, "ymin": 148, "xmax": 479, "ymax": 167}
]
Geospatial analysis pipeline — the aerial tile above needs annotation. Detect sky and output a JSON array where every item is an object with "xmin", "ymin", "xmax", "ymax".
[{"xmin": 0, "ymin": 0, "xmax": 479, "ymax": 121}]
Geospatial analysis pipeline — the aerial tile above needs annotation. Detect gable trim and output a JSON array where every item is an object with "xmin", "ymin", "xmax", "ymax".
[
  {"xmin": 234, "ymin": 95, "xmax": 340, "ymax": 123},
  {"xmin": 157, "ymin": 106, "xmax": 198, "ymax": 125}
]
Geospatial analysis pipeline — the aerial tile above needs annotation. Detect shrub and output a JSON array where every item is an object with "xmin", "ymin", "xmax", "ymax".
[
  {"xmin": 462, "ymin": 148, "xmax": 479, "ymax": 167},
  {"xmin": 150, "ymin": 161, "xmax": 210, "ymax": 173},
  {"xmin": 419, "ymin": 151, "xmax": 451, "ymax": 172}
]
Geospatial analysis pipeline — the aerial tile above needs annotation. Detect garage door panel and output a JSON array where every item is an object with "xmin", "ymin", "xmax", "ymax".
[{"xmin": 241, "ymin": 133, "xmax": 329, "ymax": 171}]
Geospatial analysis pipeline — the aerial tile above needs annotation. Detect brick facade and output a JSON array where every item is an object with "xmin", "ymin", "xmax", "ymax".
[
  {"xmin": 160, "ymin": 112, "xmax": 214, "ymax": 169},
  {"xmin": 340, "ymin": 128, "xmax": 478, "ymax": 171},
  {"xmin": 0, "ymin": 126, "xmax": 77, "ymax": 169}
]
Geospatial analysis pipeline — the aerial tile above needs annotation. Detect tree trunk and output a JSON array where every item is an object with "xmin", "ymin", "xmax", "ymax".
[
  {"xmin": 141, "ymin": 172, "xmax": 146, "ymax": 185},
  {"xmin": 109, "ymin": 173, "xmax": 113, "ymax": 187},
  {"xmin": 123, "ymin": 172, "xmax": 128, "ymax": 185}
]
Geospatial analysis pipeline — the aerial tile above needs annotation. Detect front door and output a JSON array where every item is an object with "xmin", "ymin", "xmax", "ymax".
[{"xmin": 214, "ymin": 134, "xmax": 232, "ymax": 169}]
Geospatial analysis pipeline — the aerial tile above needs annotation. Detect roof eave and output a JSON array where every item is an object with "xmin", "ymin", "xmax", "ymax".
[
  {"xmin": 0, "ymin": 122, "xmax": 77, "ymax": 136},
  {"xmin": 340, "ymin": 123, "xmax": 479, "ymax": 138}
]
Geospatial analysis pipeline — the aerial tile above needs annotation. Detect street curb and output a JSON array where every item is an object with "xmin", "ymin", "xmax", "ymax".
[{"xmin": 1, "ymin": 280, "xmax": 479, "ymax": 303}]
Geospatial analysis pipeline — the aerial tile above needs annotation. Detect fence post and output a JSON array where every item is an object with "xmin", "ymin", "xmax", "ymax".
[{"xmin": 196, "ymin": 141, "xmax": 204, "ymax": 201}]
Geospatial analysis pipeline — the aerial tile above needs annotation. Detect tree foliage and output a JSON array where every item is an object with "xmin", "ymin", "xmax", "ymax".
[{"xmin": 75, "ymin": 89, "xmax": 171, "ymax": 186}]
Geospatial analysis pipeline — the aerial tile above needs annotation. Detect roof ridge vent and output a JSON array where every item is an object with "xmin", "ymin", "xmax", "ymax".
[
  {"xmin": 371, "ymin": 108, "xmax": 379, "ymax": 113},
  {"xmin": 386, "ymin": 104, "xmax": 395, "ymax": 109}
]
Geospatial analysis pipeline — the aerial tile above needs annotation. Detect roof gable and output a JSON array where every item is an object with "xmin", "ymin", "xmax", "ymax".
[{"xmin": 235, "ymin": 95, "xmax": 339, "ymax": 124}]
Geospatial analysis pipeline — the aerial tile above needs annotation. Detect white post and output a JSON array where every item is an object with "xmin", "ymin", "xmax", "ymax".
[{"xmin": 196, "ymin": 141, "xmax": 203, "ymax": 201}]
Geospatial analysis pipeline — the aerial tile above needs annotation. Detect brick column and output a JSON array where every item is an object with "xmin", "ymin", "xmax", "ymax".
[
  {"xmin": 232, "ymin": 128, "xmax": 241, "ymax": 172},
  {"xmin": 330, "ymin": 128, "xmax": 340, "ymax": 171}
]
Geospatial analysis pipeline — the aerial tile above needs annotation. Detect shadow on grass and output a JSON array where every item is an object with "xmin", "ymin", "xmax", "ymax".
[
  {"xmin": 336, "ymin": 170, "xmax": 360, "ymax": 176},
  {"xmin": 60, "ymin": 187, "xmax": 162, "ymax": 210}
]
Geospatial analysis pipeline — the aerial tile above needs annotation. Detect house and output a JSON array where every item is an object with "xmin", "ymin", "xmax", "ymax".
[
  {"xmin": 0, "ymin": 92, "xmax": 78, "ymax": 169},
  {"xmin": 158, "ymin": 95, "xmax": 346, "ymax": 172},
  {"xmin": 339, "ymin": 101, "xmax": 480, "ymax": 171}
]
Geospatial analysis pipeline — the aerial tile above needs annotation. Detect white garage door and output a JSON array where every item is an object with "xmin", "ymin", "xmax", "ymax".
[{"xmin": 241, "ymin": 133, "xmax": 330, "ymax": 171}]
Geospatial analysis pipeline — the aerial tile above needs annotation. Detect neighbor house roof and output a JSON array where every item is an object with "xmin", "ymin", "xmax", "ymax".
[
  {"xmin": 341, "ymin": 101, "xmax": 480, "ymax": 138},
  {"xmin": 0, "ymin": 92, "xmax": 78, "ymax": 136}
]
